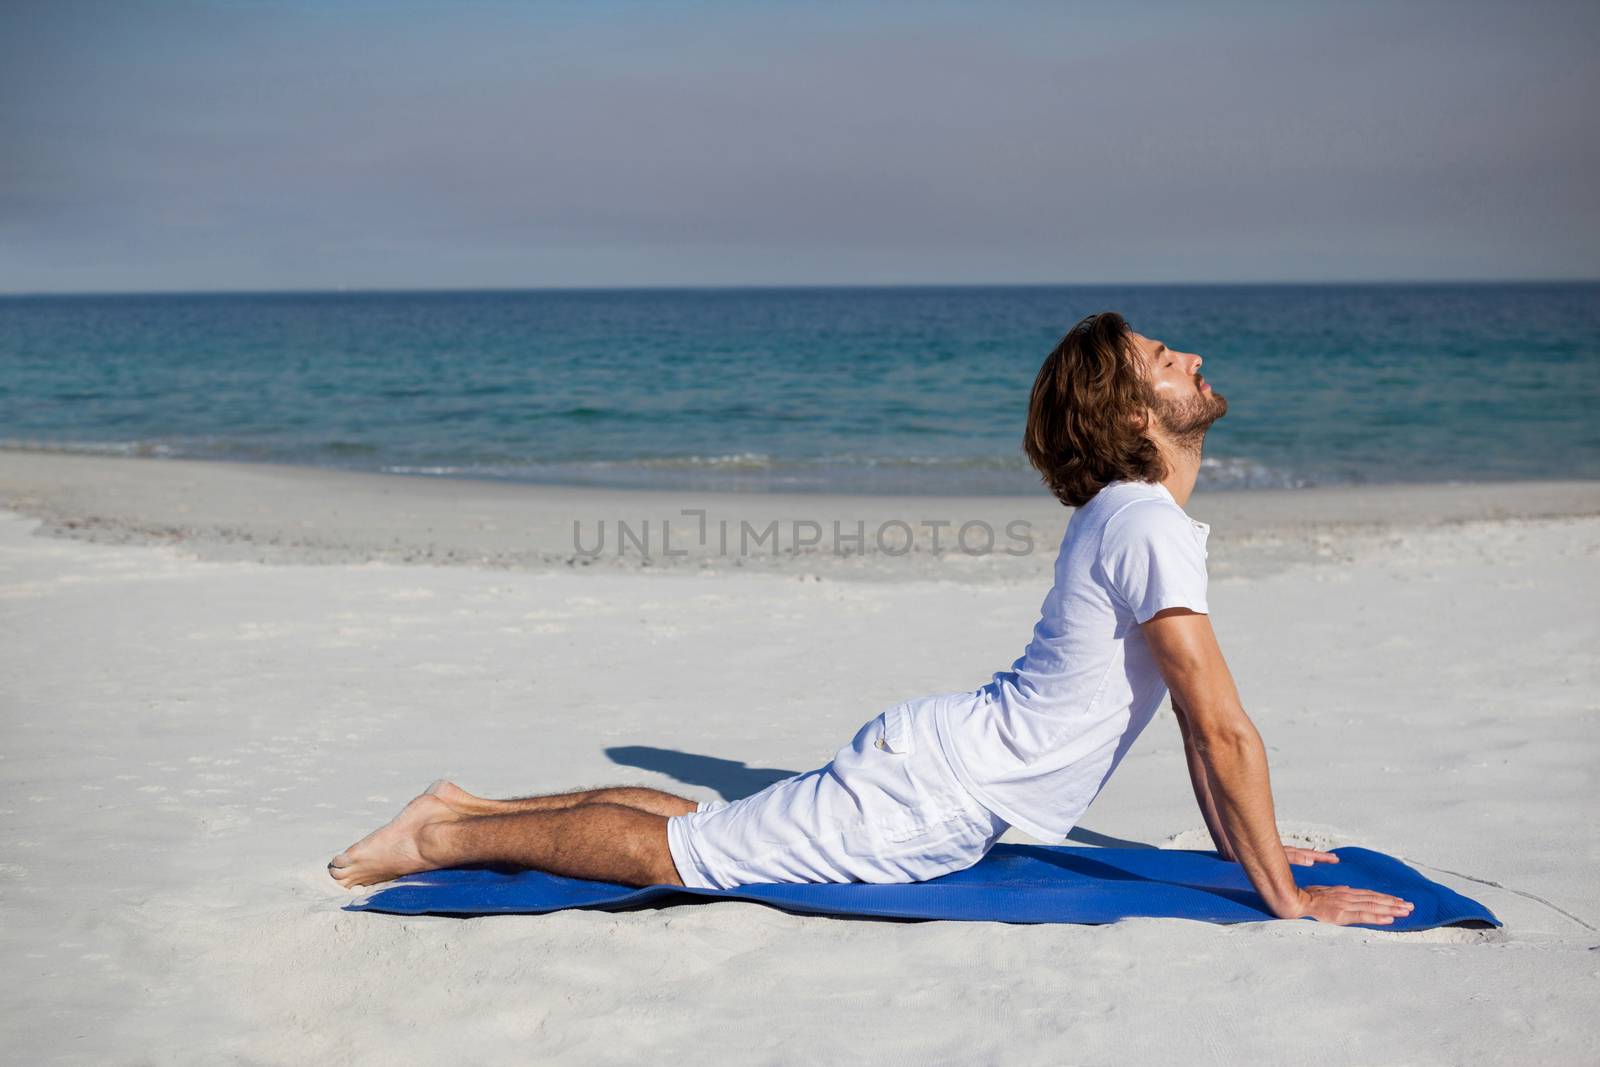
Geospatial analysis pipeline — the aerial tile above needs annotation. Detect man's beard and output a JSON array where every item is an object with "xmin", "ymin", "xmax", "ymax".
[{"xmin": 1153, "ymin": 387, "xmax": 1228, "ymax": 449}]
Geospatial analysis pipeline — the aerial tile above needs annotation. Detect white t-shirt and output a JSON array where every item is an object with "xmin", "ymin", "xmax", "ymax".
[{"xmin": 933, "ymin": 479, "xmax": 1211, "ymax": 842}]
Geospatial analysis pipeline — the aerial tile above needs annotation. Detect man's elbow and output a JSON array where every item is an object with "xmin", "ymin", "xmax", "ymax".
[{"xmin": 1183, "ymin": 706, "xmax": 1258, "ymax": 755}]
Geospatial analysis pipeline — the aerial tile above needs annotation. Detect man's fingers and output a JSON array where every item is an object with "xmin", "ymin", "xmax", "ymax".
[
  {"xmin": 1323, "ymin": 886, "xmax": 1412, "ymax": 908},
  {"xmin": 1337, "ymin": 902, "xmax": 1414, "ymax": 921},
  {"xmin": 1307, "ymin": 886, "xmax": 1414, "ymax": 926},
  {"xmin": 1326, "ymin": 903, "xmax": 1411, "ymax": 925},
  {"xmin": 1345, "ymin": 911, "xmax": 1396, "ymax": 925},
  {"xmin": 1284, "ymin": 847, "xmax": 1339, "ymax": 866}
]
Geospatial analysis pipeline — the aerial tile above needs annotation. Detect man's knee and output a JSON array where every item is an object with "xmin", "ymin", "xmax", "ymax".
[{"xmin": 596, "ymin": 786, "xmax": 696, "ymax": 818}]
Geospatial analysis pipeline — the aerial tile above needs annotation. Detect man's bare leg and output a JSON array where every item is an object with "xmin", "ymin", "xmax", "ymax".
[
  {"xmin": 425, "ymin": 780, "xmax": 696, "ymax": 818},
  {"xmin": 328, "ymin": 800, "xmax": 683, "ymax": 889}
]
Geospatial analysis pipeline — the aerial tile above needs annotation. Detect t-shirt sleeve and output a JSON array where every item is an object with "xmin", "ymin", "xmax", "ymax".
[{"xmin": 1099, "ymin": 502, "xmax": 1210, "ymax": 624}]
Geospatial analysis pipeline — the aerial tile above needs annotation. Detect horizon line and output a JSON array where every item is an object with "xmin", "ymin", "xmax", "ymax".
[{"xmin": 3, "ymin": 277, "xmax": 1598, "ymax": 299}]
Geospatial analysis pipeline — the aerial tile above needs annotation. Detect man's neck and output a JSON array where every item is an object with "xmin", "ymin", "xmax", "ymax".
[{"xmin": 1157, "ymin": 442, "xmax": 1203, "ymax": 509}]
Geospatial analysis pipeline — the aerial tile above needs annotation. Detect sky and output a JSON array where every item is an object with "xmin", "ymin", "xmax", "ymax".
[{"xmin": 2, "ymin": 0, "xmax": 1597, "ymax": 292}]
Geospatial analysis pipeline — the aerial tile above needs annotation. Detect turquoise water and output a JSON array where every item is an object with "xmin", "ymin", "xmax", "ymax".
[{"xmin": 2, "ymin": 284, "xmax": 1596, "ymax": 494}]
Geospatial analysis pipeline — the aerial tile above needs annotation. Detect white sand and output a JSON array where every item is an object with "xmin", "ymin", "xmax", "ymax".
[{"xmin": 2, "ymin": 451, "xmax": 1597, "ymax": 1064}]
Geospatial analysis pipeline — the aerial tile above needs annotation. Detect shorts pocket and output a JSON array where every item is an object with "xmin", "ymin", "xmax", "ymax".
[{"xmin": 874, "ymin": 703, "xmax": 916, "ymax": 756}]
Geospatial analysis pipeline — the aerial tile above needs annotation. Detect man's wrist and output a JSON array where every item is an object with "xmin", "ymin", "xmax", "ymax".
[
  {"xmin": 1267, "ymin": 889, "xmax": 1306, "ymax": 919},
  {"xmin": 1250, "ymin": 858, "xmax": 1305, "ymax": 917}
]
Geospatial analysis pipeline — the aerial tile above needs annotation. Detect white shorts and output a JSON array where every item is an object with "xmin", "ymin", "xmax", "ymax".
[{"xmin": 666, "ymin": 694, "xmax": 1008, "ymax": 890}]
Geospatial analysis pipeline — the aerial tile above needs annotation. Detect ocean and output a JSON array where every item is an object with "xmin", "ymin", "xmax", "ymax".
[{"xmin": 2, "ymin": 284, "xmax": 1596, "ymax": 495}]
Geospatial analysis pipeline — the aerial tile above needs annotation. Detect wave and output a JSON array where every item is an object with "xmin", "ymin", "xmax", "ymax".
[
  {"xmin": 1197, "ymin": 455, "xmax": 1310, "ymax": 490},
  {"xmin": 0, "ymin": 437, "xmax": 178, "ymax": 458}
]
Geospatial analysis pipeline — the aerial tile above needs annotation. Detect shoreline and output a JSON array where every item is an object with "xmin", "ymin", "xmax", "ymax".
[{"xmin": 2, "ymin": 448, "xmax": 1598, "ymax": 582}]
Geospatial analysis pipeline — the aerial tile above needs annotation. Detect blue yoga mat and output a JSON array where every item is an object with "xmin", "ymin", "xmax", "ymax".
[{"xmin": 348, "ymin": 844, "xmax": 1499, "ymax": 930}]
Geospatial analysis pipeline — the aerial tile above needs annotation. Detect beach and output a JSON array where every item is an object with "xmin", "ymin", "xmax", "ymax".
[{"xmin": 2, "ymin": 449, "xmax": 1597, "ymax": 1064}]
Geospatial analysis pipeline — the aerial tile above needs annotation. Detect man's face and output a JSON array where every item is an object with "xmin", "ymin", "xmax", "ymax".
[{"xmin": 1130, "ymin": 332, "xmax": 1228, "ymax": 441}]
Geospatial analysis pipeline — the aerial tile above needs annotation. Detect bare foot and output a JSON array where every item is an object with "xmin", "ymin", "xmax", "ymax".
[
  {"xmin": 328, "ymin": 793, "xmax": 460, "ymax": 889},
  {"xmin": 424, "ymin": 779, "xmax": 497, "ymax": 815}
]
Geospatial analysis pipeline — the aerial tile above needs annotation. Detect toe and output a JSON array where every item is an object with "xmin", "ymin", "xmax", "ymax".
[{"xmin": 333, "ymin": 865, "xmax": 366, "ymax": 888}]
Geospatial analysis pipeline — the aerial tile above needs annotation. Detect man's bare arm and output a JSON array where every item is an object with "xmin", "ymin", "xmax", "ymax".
[
  {"xmin": 1171, "ymin": 700, "xmax": 1237, "ymax": 860},
  {"xmin": 1174, "ymin": 702, "xmax": 1340, "ymax": 867},
  {"xmin": 1143, "ymin": 608, "xmax": 1413, "ymax": 925}
]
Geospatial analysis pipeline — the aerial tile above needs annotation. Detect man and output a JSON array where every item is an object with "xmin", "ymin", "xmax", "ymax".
[{"xmin": 331, "ymin": 312, "xmax": 1414, "ymax": 927}]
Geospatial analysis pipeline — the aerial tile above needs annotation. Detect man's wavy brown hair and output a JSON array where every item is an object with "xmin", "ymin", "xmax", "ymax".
[{"xmin": 1023, "ymin": 311, "xmax": 1165, "ymax": 508}]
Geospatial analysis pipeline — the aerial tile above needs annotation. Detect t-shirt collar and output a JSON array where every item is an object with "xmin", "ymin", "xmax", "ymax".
[{"xmin": 1150, "ymin": 479, "xmax": 1210, "ymax": 542}]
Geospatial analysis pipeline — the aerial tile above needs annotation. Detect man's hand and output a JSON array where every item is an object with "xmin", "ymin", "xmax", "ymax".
[
  {"xmin": 1218, "ymin": 842, "xmax": 1414, "ymax": 923},
  {"xmin": 1293, "ymin": 885, "xmax": 1414, "ymax": 925}
]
